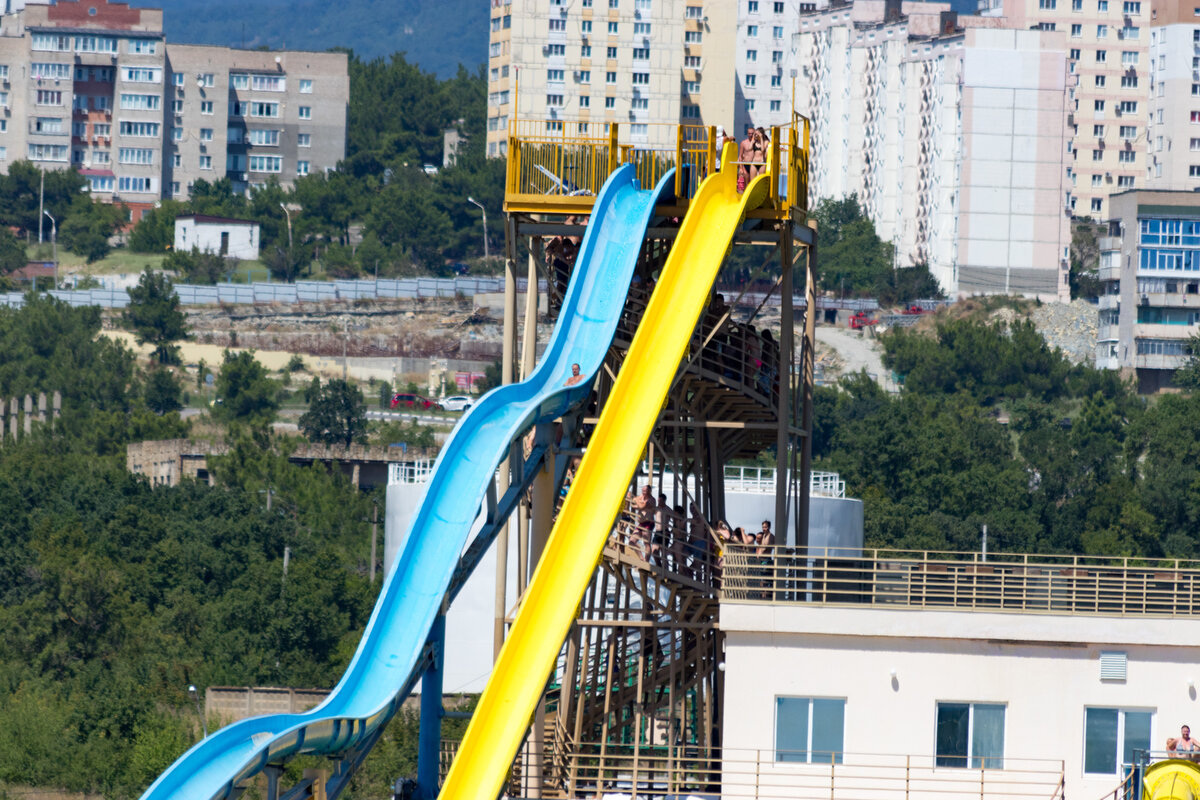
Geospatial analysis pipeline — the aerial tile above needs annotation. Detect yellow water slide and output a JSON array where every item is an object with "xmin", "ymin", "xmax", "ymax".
[
  {"xmin": 438, "ymin": 144, "xmax": 773, "ymax": 799},
  {"xmin": 1145, "ymin": 760, "xmax": 1200, "ymax": 800}
]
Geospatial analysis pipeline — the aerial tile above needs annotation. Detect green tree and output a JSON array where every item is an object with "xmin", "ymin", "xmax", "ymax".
[
  {"xmin": 299, "ymin": 379, "xmax": 368, "ymax": 447},
  {"xmin": 144, "ymin": 368, "xmax": 183, "ymax": 415},
  {"xmin": 214, "ymin": 349, "xmax": 278, "ymax": 427},
  {"xmin": 129, "ymin": 199, "xmax": 187, "ymax": 253},
  {"xmin": 0, "ymin": 161, "xmax": 86, "ymax": 234},
  {"xmin": 124, "ymin": 270, "xmax": 187, "ymax": 364},
  {"xmin": 0, "ymin": 226, "xmax": 26, "ymax": 276},
  {"xmin": 58, "ymin": 197, "xmax": 125, "ymax": 263},
  {"xmin": 164, "ymin": 247, "xmax": 232, "ymax": 285}
]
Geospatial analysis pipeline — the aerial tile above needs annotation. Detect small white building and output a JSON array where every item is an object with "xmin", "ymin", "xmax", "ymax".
[{"xmin": 174, "ymin": 215, "xmax": 260, "ymax": 261}]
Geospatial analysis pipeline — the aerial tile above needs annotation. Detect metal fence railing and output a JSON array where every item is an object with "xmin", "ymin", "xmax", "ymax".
[
  {"xmin": 439, "ymin": 740, "xmax": 1065, "ymax": 800},
  {"xmin": 721, "ymin": 546, "xmax": 1200, "ymax": 617}
]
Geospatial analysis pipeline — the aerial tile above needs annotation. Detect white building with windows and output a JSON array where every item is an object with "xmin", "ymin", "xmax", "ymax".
[
  {"xmin": 721, "ymin": 554, "xmax": 1200, "ymax": 799},
  {"xmin": 174, "ymin": 214, "xmax": 260, "ymax": 260}
]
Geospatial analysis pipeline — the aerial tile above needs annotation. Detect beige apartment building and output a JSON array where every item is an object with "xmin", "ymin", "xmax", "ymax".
[
  {"xmin": 1144, "ymin": 0, "xmax": 1200, "ymax": 189},
  {"xmin": 992, "ymin": 0, "xmax": 1150, "ymax": 220},
  {"xmin": 486, "ymin": 0, "xmax": 737, "ymax": 156},
  {"xmin": 0, "ymin": 0, "xmax": 347, "ymax": 221}
]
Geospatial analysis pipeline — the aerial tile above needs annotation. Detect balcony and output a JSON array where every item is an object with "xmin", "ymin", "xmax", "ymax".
[
  {"xmin": 1134, "ymin": 352, "xmax": 1187, "ymax": 370},
  {"xmin": 1097, "ymin": 293, "xmax": 1120, "ymax": 310},
  {"xmin": 721, "ymin": 546, "xmax": 1200, "ymax": 617}
]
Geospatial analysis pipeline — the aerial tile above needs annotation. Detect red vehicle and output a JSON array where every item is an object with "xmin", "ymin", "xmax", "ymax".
[
  {"xmin": 900, "ymin": 304, "xmax": 929, "ymax": 315},
  {"xmin": 390, "ymin": 393, "xmax": 442, "ymax": 411},
  {"xmin": 849, "ymin": 311, "xmax": 878, "ymax": 330}
]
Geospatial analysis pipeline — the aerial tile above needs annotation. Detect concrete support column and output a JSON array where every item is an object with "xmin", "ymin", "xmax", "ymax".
[
  {"xmin": 23, "ymin": 394, "xmax": 32, "ymax": 436},
  {"xmin": 9, "ymin": 399, "xmax": 17, "ymax": 440},
  {"xmin": 797, "ymin": 220, "xmax": 818, "ymax": 549},
  {"xmin": 37, "ymin": 392, "xmax": 46, "ymax": 424},
  {"xmin": 774, "ymin": 223, "xmax": 794, "ymax": 544},
  {"xmin": 523, "ymin": 437, "xmax": 555, "ymax": 799},
  {"xmin": 495, "ymin": 215, "xmax": 519, "ymax": 661}
]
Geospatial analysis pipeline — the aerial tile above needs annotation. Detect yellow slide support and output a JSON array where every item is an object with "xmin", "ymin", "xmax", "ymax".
[
  {"xmin": 1145, "ymin": 760, "xmax": 1200, "ymax": 800},
  {"xmin": 439, "ymin": 144, "xmax": 773, "ymax": 799}
]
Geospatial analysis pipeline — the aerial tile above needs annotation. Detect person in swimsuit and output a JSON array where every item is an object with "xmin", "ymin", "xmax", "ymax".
[
  {"xmin": 737, "ymin": 125, "xmax": 755, "ymax": 193},
  {"xmin": 750, "ymin": 128, "xmax": 767, "ymax": 179},
  {"xmin": 1170, "ymin": 725, "xmax": 1200, "ymax": 761},
  {"xmin": 565, "ymin": 362, "xmax": 584, "ymax": 386}
]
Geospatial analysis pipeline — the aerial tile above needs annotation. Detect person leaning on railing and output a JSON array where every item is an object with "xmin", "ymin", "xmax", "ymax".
[{"xmin": 1167, "ymin": 725, "xmax": 1200, "ymax": 762}]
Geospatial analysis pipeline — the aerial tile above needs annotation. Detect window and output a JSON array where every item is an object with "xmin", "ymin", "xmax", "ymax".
[
  {"xmin": 120, "ymin": 93, "xmax": 160, "ymax": 110},
  {"xmin": 94, "ymin": 123, "xmax": 110, "ymax": 137},
  {"xmin": 74, "ymin": 36, "xmax": 117, "ymax": 53},
  {"xmin": 684, "ymin": 80, "xmax": 701, "ymax": 93},
  {"xmin": 775, "ymin": 0, "xmax": 784, "ymax": 9},
  {"xmin": 1192, "ymin": 138, "xmax": 1200, "ymax": 151},
  {"xmin": 770, "ymin": 74, "xmax": 782, "ymax": 87},
  {"xmin": 31, "ymin": 34, "xmax": 71, "ymax": 52},
  {"xmin": 172, "ymin": 153, "xmax": 181, "ymax": 167},
  {"xmin": 201, "ymin": 100, "xmax": 213, "ymax": 114},
  {"xmin": 119, "ymin": 121, "xmax": 160, "ymax": 137},
  {"xmin": 1121, "ymin": 125, "xmax": 1137, "ymax": 139},
  {"xmin": 32, "ymin": 62, "xmax": 72, "ymax": 80},
  {"xmin": 1093, "ymin": 149, "xmax": 1104, "ymax": 161},
  {"xmin": 230, "ymin": 74, "xmax": 250, "ymax": 90},
  {"xmin": 1119, "ymin": 150, "xmax": 1136, "ymax": 162},
  {"xmin": 547, "ymin": 44, "xmax": 566, "ymax": 55},
  {"xmin": 770, "ymin": 99, "xmax": 781, "ymax": 111},
  {"xmin": 172, "ymin": 127, "xmax": 183, "ymax": 142},
  {"xmin": 681, "ymin": 105, "xmax": 700, "ymax": 118},
  {"xmin": 746, "ymin": 98, "xmax": 755, "ymax": 110},
  {"xmin": 605, "ymin": 96, "xmax": 615, "ymax": 108},
  {"xmin": 607, "ymin": 21, "xmax": 618, "ymax": 34},
  {"xmin": 249, "ymin": 155, "xmax": 282, "ymax": 173},
  {"xmin": 1092, "ymin": 174, "xmax": 1103, "ymax": 186},
  {"xmin": 1120, "ymin": 100, "xmax": 1137, "ymax": 113},
  {"xmin": 197, "ymin": 73, "xmax": 215, "ymax": 88},
  {"xmin": 118, "ymin": 147, "xmax": 154, "ymax": 165},
  {"xmin": 1122, "ymin": 50, "xmax": 1138, "ymax": 65},
  {"xmin": 36, "ymin": 90, "xmax": 62, "ymax": 106},
  {"xmin": 606, "ymin": 46, "xmax": 618, "ymax": 58},
  {"xmin": 1070, "ymin": 48, "xmax": 1081, "ymax": 59},
  {"xmin": 1096, "ymin": 49, "xmax": 1107, "ymax": 62},
  {"xmin": 1096, "ymin": 75, "xmax": 1106, "ymax": 87},
  {"xmin": 579, "ymin": 95, "xmax": 590, "ymax": 108},
  {"xmin": 250, "ymin": 102, "xmax": 280, "ymax": 118},
  {"xmin": 1072, "ymin": 0, "xmax": 1082, "ymax": 8},
  {"xmin": 1099, "ymin": 0, "xmax": 1107, "ymax": 9},
  {"xmin": 578, "ymin": 70, "xmax": 591, "ymax": 82},
  {"xmin": 172, "ymin": 99, "xmax": 183, "ymax": 113},
  {"xmin": 1191, "ymin": 166, "xmax": 1200, "ymax": 177},
  {"xmin": 606, "ymin": 71, "xmax": 617, "ymax": 84},
  {"xmin": 748, "ymin": 25, "xmax": 759, "ymax": 36},
  {"xmin": 199, "ymin": 155, "xmax": 212, "ymax": 170},
  {"xmin": 200, "ymin": 128, "xmax": 214, "ymax": 142},
  {"xmin": 1120, "ymin": 26, "xmax": 1139, "ymax": 38},
  {"xmin": 298, "ymin": 160, "xmax": 310, "ymax": 176},
  {"xmin": 546, "ymin": 94, "xmax": 564, "ymax": 106},
  {"xmin": 686, "ymin": 4, "xmax": 703, "ymax": 17},
  {"xmin": 1092, "ymin": 198, "xmax": 1104, "ymax": 212},
  {"xmin": 746, "ymin": 74, "xmax": 757, "ymax": 87},
  {"xmin": 1095, "ymin": 99, "xmax": 1106, "ymax": 111},
  {"xmin": 1094, "ymin": 124, "xmax": 1105, "ymax": 137},
  {"xmin": 118, "ymin": 176, "xmax": 155, "ymax": 193},
  {"xmin": 27, "ymin": 143, "xmax": 68, "ymax": 161},
  {"xmin": 775, "ymin": 697, "xmax": 845, "ymax": 764},
  {"xmin": 32, "ymin": 117, "xmax": 62, "ymax": 134},
  {"xmin": 1124, "ymin": 0, "xmax": 1140, "ymax": 11},
  {"xmin": 746, "ymin": 49, "xmax": 758, "ymax": 61},
  {"xmin": 632, "ymin": 96, "xmax": 648, "ymax": 109},
  {"xmin": 632, "ymin": 48, "xmax": 649, "ymax": 60},
  {"xmin": 227, "ymin": 127, "xmax": 245, "ymax": 144},
  {"xmin": 685, "ymin": 30, "xmax": 703, "ymax": 43},
  {"xmin": 634, "ymin": 22, "xmax": 652, "ymax": 34},
  {"xmin": 772, "ymin": 50, "xmax": 783, "ymax": 63},
  {"xmin": 128, "ymin": 39, "xmax": 156, "ymax": 54},
  {"xmin": 936, "ymin": 703, "xmax": 1005, "ymax": 769},
  {"xmin": 632, "ymin": 72, "xmax": 650, "ymax": 84},
  {"xmin": 548, "ymin": 69, "xmax": 564, "ymax": 82},
  {"xmin": 581, "ymin": 45, "xmax": 592, "ymax": 57},
  {"xmin": 1037, "ymin": 21, "xmax": 1056, "ymax": 30},
  {"xmin": 1085, "ymin": 709, "xmax": 1152, "ymax": 775},
  {"xmin": 582, "ymin": 20, "xmax": 592, "ymax": 33},
  {"xmin": 1097, "ymin": 24, "xmax": 1108, "ymax": 36},
  {"xmin": 1039, "ymin": 0, "xmax": 1056, "ymax": 8},
  {"xmin": 549, "ymin": 18, "xmax": 566, "ymax": 31},
  {"xmin": 685, "ymin": 56, "xmax": 702, "ymax": 68},
  {"xmin": 749, "ymin": 0, "xmax": 758, "ymax": 10},
  {"xmin": 72, "ymin": 121, "xmax": 86, "ymax": 137},
  {"xmin": 1193, "ymin": 111, "xmax": 1200, "ymax": 123},
  {"xmin": 1121, "ymin": 75, "xmax": 1138, "ymax": 87},
  {"xmin": 230, "ymin": 101, "xmax": 249, "ymax": 116},
  {"xmin": 773, "ymin": 26, "xmax": 783, "ymax": 38}
]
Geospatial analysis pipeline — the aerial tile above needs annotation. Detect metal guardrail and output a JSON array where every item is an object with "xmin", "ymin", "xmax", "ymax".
[
  {"xmin": 722, "ymin": 467, "xmax": 845, "ymax": 498},
  {"xmin": 440, "ymin": 740, "xmax": 1064, "ymax": 800},
  {"xmin": 721, "ymin": 546, "xmax": 1200, "ymax": 617}
]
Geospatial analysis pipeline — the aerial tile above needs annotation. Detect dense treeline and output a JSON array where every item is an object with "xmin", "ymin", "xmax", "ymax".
[
  {"xmin": 0, "ymin": 298, "xmax": 428, "ymax": 797},
  {"xmin": 814, "ymin": 309, "xmax": 1200, "ymax": 558}
]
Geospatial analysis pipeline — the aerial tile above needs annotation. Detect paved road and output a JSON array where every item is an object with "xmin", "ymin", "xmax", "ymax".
[{"xmin": 815, "ymin": 325, "xmax": 898, "ymax": 392}]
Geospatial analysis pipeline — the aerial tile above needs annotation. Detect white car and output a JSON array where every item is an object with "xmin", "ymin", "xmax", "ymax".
[{"xmin": 441, "ymin": 395, "xmax": 473, "ymax": 412}]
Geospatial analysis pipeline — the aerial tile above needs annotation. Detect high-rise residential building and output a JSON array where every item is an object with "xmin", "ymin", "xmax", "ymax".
[
  {"xmin": 790, "ymin": 2, "xmax": 1073, "ymax": 298},
  {"xmin": 993, "ymin": 0, "xmax": 1150, "ymax": 220},
  {"xmin": 1145, "ymin": 0, "xmax": 1200, "ymax": 189},
  {"xmin": 1095, "ymin": 189, "xmax": 1200, "ymax": 392},
  {"xmin": 0, "ymin": 0, "xmax": 347, "ymax": 221},
  {"xmin": 485, "ymin": 0, "xmax": 737, "ymax": 157}
]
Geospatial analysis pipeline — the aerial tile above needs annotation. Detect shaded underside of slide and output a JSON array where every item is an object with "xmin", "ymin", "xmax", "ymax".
[
  {"xmin": 137, "ymin": 163, "xmax": 673, "ymax": 800},
  {"xmin": 1146, "ymin": 760, "xmax": 1200, "ymax": 800},
  {"xmin": 438, "ymin": 144, "xmax": 773, "ymax": 800}
]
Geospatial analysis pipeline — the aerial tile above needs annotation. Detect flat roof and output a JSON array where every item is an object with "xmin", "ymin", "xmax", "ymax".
[{"xmin": 176, "ymin": 214, "xmax": 258, "ymax": 226}]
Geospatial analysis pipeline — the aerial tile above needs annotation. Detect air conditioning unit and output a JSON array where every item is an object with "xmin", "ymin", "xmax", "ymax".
[
  {"xmin": 573, "ymin": 70, "xmax": 582, "ymax": 81},
  {"xmin": 1115, "ymin": 106, "xmax": 1123, "ymax": 116}
]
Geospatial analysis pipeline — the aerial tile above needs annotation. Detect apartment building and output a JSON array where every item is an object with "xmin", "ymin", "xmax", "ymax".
[
  {"xmin": 791, "ymin": 3, "xmax": 1072, "ymax": 298},
  {"xmin": 0, "ymin": 0, "xmax": 347, "ymax": 220},
  {"xmin": 1144, "ymin": 0, "xmax": 1200, "ymax": 189},
  {"xmin": 485, "ymin": 0, "xmax": 737, "ymax": 157},
  {"xmin": 1095, "ymin": 189, "xmax": 1200, "ymax": 392},
  {"xmin": 995, "ymin": 0, "xmax": 1150, "ymax": 220}
]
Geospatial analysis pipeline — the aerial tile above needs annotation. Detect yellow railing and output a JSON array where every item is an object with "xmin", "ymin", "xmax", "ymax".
[
  {"xmin": 721, "ymin": 546, "xmax": 1200, "ymax": 617},
  {"xmin": 505, "ymin": 117, "xmax": 811, "ymax": 216}
]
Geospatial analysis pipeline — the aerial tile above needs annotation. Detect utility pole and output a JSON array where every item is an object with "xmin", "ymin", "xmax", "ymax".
[{"xmin": 38, "ymin": 169, "xmax": 44, "ymax": 244}]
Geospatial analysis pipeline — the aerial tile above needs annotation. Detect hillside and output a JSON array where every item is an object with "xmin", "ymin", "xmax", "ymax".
[{"xmin": 134, "ymin": 0, "xmax": 486, "ymax": 78}]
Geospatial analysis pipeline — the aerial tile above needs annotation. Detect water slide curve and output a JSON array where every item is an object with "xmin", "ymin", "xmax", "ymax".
[
  {"xmin": 138, "ymin": 163, "xmax": 674, "ymax": 800},
  {"xmin": 439, "ymin": 142, "xmax": 773, "ymax": 800}
]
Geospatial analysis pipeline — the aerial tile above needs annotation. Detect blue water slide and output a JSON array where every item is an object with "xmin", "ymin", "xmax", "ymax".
[{"xmin": 138, "ymin": 163, "xmax": 674, "ymax": 800}]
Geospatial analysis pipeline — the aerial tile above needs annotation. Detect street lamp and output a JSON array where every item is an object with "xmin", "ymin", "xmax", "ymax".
[
  {"xmin": 467, "ymin": 196, "xmax": 489, "ymax": 261},
  {"xmin": 187, "ymin": 684, "xmax": 208, "ymax": 739},
  {"xmin": 279, "ymin": 202, "xmax": 301, "ymax": 250},
  {"xmin": 43, "ymin": 210, "xmax": 56, "ymax": 289}
]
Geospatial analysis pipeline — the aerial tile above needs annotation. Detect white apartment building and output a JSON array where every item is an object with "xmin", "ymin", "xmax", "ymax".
[
  {"xmin": 1145, "ymin": 0, "xmax": 1200, "ymax": 189},
  {"xmin": 0, "ymin": 0, "xmax": 347, "ymax": 221},
  {"xmin": 791, "ymin": 4, "xmax": 1072, "ymax": 298},
  {"xmin": 988, "ymin": 0, "xmax": 1150, "ymax": 220},
  {"xmin": 486, "ymin": 0, "xmax": 738, "ymax": 157}
]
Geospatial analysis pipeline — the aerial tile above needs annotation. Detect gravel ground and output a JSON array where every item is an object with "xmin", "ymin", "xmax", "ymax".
[{"xmin": 1028, "ymin": 299, "xmax": 1098, "ymax": 366}]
